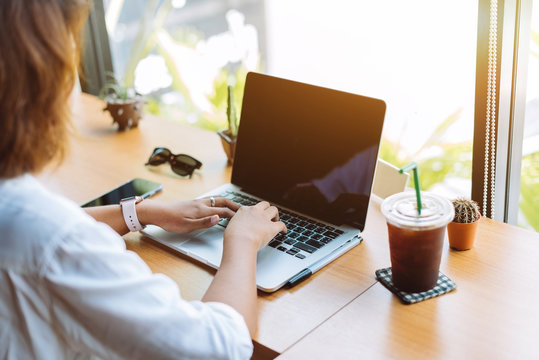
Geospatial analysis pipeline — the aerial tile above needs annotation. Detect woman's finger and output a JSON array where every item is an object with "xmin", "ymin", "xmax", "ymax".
[
  {"xmin": 183, "ymin": 215, "xmax": 220, "ymax": 232},
  {"xmin": 212, "ymin": 207, "xmax": 236, "ymax": 219},
  {"xmin": 254, "ymin": 201, "xmax": 270, "ymax": 210},
  {"xmin": 204, "ymin": 197, "xmax": 240, "ymax": 211},
  {"xmin": 218, "ymin": 197, "xmax": 241, "ymax": 211},
  {"xmin": 195, "ymin": 205, "xmax": 235, "ymax": 219},
  {"xmin": 264, "ymin": 205, "xmax": 280, "ymax": 221},
  {"xmin": 273, "ymin": 220, "xmax": 287, "ymax": 234}
]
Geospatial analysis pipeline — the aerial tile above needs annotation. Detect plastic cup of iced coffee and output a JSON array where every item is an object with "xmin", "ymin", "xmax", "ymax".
[{"xmin": 381, "ymin": 191, "xmax": 454, "ymax": 293}]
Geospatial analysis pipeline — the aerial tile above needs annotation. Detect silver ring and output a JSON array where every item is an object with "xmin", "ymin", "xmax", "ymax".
[{"xmin": 210, "ymin": 197, "xmax": 216, "ymax": 207}]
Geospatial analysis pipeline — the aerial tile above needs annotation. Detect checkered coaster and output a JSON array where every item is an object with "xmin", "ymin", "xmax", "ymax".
[{"xmin": 375, "ymin": 267, "xmax": 456, "ymax": 304}]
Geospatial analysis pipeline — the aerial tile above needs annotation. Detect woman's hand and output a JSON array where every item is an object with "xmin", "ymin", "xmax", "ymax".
[
  {"xmin": 223, "ymin": 201, "xmax": 287, "ymax": 253},
  {"xmin": 138, "ymin": 197, "xmax": 240, "ymax": 233},
  {"xmin": 203, "ymin": 201, "xmax": 286, "ymax": 336}
]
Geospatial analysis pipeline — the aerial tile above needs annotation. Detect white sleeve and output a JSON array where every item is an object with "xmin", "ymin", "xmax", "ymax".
[{"xmin": 42, "ymin": 221, "xmax": 253, "ymax": 360}]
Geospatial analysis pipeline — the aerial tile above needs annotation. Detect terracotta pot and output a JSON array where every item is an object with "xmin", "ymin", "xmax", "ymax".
[
  {"xmin": 218, "ymin": 129, "xmax": 237, "ymax": 164},
  {"xmin": 103, "ymin": 96, "xmax": 144, "ymax": 131},
  {"xmin": 447, "ymin": 215, "xmax": 480, "ymax": 250}
]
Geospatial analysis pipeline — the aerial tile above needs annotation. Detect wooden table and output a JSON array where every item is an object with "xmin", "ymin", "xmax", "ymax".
[
  {"xmin": 39, "ymin": 93, "xmax": 539, "ymax": 359},
  {"xmin": 277, "ymin": 217, "xmax": 539, "ymax": 359}
]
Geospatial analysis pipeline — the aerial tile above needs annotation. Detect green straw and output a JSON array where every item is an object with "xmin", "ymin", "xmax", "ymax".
[{"xmin": 399, "ymin": 162, "xmax": 422, "ymax": 215}]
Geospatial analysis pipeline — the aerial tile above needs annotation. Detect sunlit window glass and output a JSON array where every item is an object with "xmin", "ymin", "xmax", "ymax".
[
  {"xmin": 519, "ymin": 0, "xmax": 539, "ymax": 232},
  {"xmin": 104, "ymin": 0, "xmax": 478, "ymax": 198}
]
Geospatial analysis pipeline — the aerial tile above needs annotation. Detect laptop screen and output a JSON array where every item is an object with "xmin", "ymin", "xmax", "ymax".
[{"xmin": 232, "ymin": 72, "xmax": 386, "ymax": 230}]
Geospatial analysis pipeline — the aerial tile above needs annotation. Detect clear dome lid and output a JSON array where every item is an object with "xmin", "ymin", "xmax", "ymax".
[{"xmin": 381, "ymin": 191, "xmax": 454, "ymax": 230}]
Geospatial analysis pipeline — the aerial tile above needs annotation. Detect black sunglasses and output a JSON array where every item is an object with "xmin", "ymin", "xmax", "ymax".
[{"xmin": 145, "ymin": 147, "xmax": 202, "ymax": 178}]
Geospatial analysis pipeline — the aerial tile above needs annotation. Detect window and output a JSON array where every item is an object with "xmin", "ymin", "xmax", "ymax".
[
  {"xmin": 475, "ymin": 0, "xmax": 539, "ymax": 232},
  {"xmin": 103, "ymin": 0, "xmax": 264, "ymax": 131},
  {"xmin": 518, "ymin": 0, "xmax": 539, "ymax": 232},
  {"xmin": 264, "ymin": 1, "xmax": 478, "ymax": 200},
  {"xmin": 513, "ymin": 0, "xmax": 539, "ymax": 231},
  {"xmin": 96, "ymin": 0, "xmax": 479, "ymax": 200}
]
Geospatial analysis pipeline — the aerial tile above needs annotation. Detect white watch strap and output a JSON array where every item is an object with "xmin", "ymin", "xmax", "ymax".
[{"xmin": 120, "ymin": 196, "xmax": 144, "ymax": 232}]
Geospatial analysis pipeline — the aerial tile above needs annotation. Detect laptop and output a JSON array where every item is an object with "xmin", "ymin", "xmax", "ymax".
[{"xmin": 143, "ymin": 72, "xmax": 386, "ymax": 292}]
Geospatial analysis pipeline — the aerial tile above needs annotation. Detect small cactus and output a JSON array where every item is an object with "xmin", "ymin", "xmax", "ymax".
[
  {"xmin": 452, "ymin": 198, "xmax": 481, "ymax": 223},
  {"xmin": 226, "ymin": 85, "xmax": 239, "ymax": 137}
]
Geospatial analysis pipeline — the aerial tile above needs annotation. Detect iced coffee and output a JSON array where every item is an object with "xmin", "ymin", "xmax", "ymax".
[{"xmin": 381, "ymin": 192, "xmax": 454, "ymax": 293}]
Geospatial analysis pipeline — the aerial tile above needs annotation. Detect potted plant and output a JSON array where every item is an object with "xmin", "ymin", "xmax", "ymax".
[
  {"xmin": 100, "ymin": 73, "xmax": 144, "ymax": 131},
  {"xmin": 218, "ymin": 85, "xmax": 239, "ymax": 164},
  {"xmin": 447, "ymin": 197, "xmax": 481, "ymax": 250}
]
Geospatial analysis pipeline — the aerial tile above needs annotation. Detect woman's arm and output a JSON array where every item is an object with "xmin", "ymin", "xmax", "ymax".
[
  {"xmin": 46, "ymin": 221, "xmax": 255, "ymax": 360},
  {"xmin": 202, "ymin": 202, "xmax": 286, "ymax": 336},
  {"xmin": 83, "ymin": 204, "xmax": 130, "ymax": 234},
  {"xmin": 85, "ymin": 197, "xmax": 286, "ymax": 337},
  {"xmin": 84, "ymin": 197, "xmax": 239, "ymax": 235}
]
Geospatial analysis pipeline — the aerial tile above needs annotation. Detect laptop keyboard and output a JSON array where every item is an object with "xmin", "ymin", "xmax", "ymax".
[{"xmin": 218, "ymin": 191, "xmax": 344, "ymax": 259}]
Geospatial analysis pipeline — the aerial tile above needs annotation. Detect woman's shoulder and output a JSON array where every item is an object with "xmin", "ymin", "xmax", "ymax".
[
  {"xmin": 0, "ymin": 175, "xmax": 90, "ymax": 233},
  {"xmin": 0, "ymin": 175, "xmax": 123, "ymax": 273}
]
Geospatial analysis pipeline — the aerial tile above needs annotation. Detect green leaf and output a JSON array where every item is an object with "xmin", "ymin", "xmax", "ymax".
[{"xmin": 519, "ymin": 151, "xmax": 539, "ymax": 231}]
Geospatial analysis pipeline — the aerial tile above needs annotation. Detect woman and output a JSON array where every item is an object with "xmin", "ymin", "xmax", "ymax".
[{"xmin": 0, "ymin": 1, "xmax": 285, "ymax": 359}]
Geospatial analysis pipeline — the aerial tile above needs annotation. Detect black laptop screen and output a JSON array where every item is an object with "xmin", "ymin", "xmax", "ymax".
[{"xmin": 231, "ymin": 72, "xmax": 386, "ymax": 231}]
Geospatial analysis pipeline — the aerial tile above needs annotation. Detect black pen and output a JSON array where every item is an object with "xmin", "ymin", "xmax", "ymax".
[{"xmin": 286, "ymin": 238, "xmax": 360, "ymax": 288}]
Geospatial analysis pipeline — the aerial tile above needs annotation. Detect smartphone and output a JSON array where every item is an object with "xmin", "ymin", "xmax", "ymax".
[{"xmin": 82, "ymin": 178, "xmax": 163, "ymax": 207}]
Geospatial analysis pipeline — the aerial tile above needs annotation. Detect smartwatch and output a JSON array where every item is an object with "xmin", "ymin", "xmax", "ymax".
[{"xmin": 120, "ymin": 196, "xmax": 144, "ymax": 232}]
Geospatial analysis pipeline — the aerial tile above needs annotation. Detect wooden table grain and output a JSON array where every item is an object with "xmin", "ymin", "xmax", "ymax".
[{"xmin": 277, "ymin": 217, "xmax": 539, "ymax": 359}]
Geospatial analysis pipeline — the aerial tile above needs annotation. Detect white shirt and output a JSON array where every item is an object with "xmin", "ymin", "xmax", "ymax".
[{"xmin": 0, "ymin": 175, "xmax": 253, "ymax": 360}]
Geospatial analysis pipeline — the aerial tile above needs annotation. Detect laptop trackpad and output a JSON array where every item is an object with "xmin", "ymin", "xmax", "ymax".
[{"xmin": 181, "ymin": 226, "xmax": 224, "ymax": 267}]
